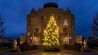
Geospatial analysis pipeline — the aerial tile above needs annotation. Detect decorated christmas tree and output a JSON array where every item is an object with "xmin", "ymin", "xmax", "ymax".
[{"xmin": 42, "ymin": 15, "xmax": 60, "ymax": 50}]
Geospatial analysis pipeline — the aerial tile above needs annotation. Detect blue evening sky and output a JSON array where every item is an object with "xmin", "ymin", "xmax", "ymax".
[{"xmin": 0, "ymin": 0, "xmax": 98, "ymax": 38}]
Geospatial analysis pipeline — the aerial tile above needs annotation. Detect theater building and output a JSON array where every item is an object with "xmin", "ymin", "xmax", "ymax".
[{"xmin": 27, "ymin": 3, "xmax": 76, "ymax": 46}]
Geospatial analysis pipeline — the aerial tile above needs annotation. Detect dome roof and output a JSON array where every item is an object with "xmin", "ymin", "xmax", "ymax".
[{"xmin": 44, "ymin": 3, "xmax": 58, "ymax": 8}]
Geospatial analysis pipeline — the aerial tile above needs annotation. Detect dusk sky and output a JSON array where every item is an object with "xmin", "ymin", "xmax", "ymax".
[{"xmin": 0, "ymin": 0, "xmax": 98, "ymax": 38}]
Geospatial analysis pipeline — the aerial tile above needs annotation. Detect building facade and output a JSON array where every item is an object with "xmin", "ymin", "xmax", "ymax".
[
  {"xmin": 27, "ymin": 3, "xmax": 75, "ymax": 46},
  {"xmin": 75, "ymin": 35, "xmax": 82, "ymax": 44}
]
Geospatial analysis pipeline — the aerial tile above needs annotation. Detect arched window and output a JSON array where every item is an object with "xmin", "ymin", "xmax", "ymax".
[
  {"xmin": 33, "ymin": 28, "xmax": 39, "ymax": 37},
  {"xmin": 63, "ymin": 19, "xmax": 68, "ymax": 26},
  {"xmin": 62, "ymin": 28, "xmax": 68, "ymax": 36}
]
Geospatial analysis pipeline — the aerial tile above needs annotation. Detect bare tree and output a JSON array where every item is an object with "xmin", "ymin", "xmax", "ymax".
[
  {"xmin": 0, "ymin": 15, "xmax": 5, "ymax": 37},
  {"xmin": 88, "ymin": 14, "xmax": 98, "ymax": 47}
]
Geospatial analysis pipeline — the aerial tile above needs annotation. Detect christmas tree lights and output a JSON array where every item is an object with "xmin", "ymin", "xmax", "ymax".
[{"xmin": 42, "ymin": 15, "xmax": 60, "ymax": 50}]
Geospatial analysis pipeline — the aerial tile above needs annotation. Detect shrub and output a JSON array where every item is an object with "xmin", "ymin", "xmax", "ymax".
[
  {"xmin": 88, "ymin": 40, "xmax": 98, "ymax": 48},
  {"xmin": 1, "ymin": 43, "xmax": 9, "ymax": 47},
  {"xmin": 64, "ymin": 44, "xmax": 82, "ymax": 51},
  {"xmin": 20, "ymin": 45, "xmax": 37, "ymax": 51},
  {"xmin": 43, "ymin": 47, "xmax": 60, "ymax": 52}
]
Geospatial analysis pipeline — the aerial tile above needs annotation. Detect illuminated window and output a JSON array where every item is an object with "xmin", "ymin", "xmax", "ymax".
[
  {"xmin": 43, "ymin": 16, "xmax": 47, "ymax": 19},
  {"xmin": 63, "ymin": 19, "xmax": 68, "ymax": 26},
  {"xmin": 32, "ymin": 37, "xmax": 40, "ymax": 45}
]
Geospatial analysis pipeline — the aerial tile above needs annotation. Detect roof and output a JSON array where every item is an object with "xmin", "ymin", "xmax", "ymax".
[{"xmin": 44, "ymin": 3, "xmax": 58, "ymax": 8}]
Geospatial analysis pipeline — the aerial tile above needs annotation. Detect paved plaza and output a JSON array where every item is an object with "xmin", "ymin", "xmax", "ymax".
[{"xmin": 0, "ymin": 49, "xmax": 98, "ymax": 55}]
